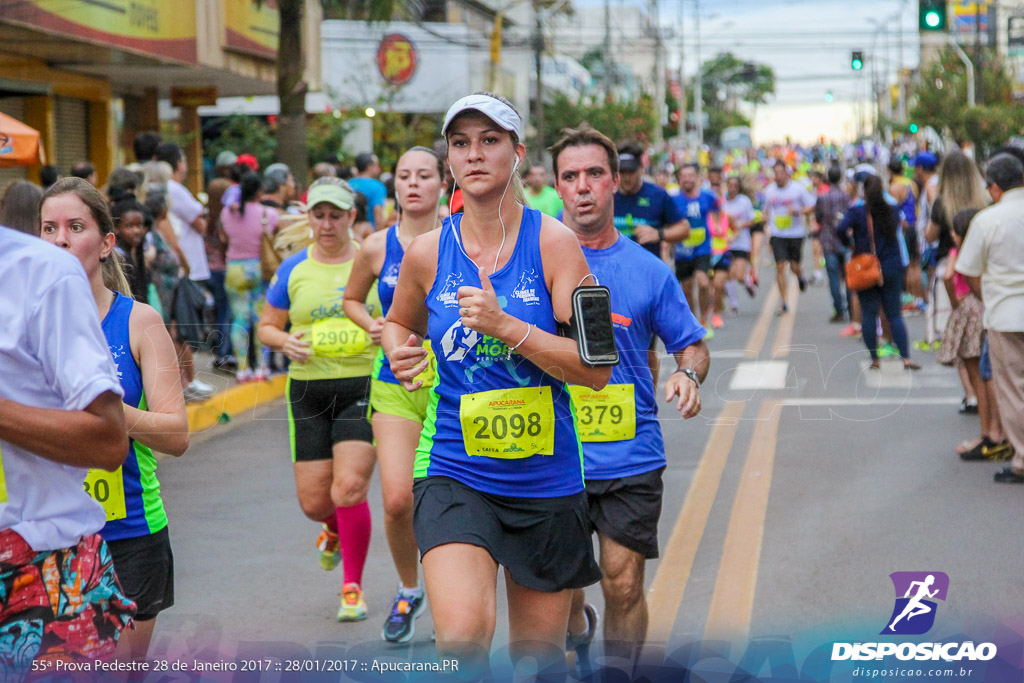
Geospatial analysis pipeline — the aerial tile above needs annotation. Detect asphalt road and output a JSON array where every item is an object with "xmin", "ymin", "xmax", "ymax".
[{"xmin": 147, "ymin": 266, "xmax": 1024, "ymax": 680}]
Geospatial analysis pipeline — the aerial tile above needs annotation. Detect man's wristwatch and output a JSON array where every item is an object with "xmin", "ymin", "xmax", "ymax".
[
  {"xmin": 674, "ymin": 368, "xmax": 701, "ymax": 389},
  {"xmin": 656, "ymin": 227, "xmax": 666, "ymax": 241}
]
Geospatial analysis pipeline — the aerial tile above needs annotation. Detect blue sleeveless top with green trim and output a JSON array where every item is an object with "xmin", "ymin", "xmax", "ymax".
[
  {"xmin": 101, "ymin": 292, "xmax": 168, "ymax": 540},
  {"xmin": 414, "ymin": 208, "xmax": 583, "ymax": 498},
  {"xmin": 373, "ymin": 225, "xmax": 404, "ymax": 385}
]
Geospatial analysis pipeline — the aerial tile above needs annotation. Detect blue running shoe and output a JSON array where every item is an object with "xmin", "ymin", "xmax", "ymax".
[{"xmin": 382, "ymin": 588, "xmax": 425, "ymax": 643}]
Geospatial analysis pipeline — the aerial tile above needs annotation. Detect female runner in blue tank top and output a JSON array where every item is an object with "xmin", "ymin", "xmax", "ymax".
[
  {"xmin": 344, "ymin": 146, "xmax": 445, "ymax": 643},
  {"xmin": 382, "ymin": 93, "xmax": 610, "ymax": 673},
  {"xmin": 40, "ymin": 180, "xmax": 189, "ymax": 664}
]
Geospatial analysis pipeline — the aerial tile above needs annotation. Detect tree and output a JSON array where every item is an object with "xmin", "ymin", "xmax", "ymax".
[
  {"xmin": 543, "ymin": 92, "xmax": 657, "ymax": 146},
  {"xmin": 696, "ymin": 52, "xmax": 775, "ymax": 144},
  {"xmin": 911, "ymin": 47, "xmax": 1024, "ymax": 155},
  {"xmin": 274, "ymin": 0, "xmax": 395, "ymax": 189},
  {"xmin": 205, "ymin": 115, "xmax": 277, "ymax": 170}
]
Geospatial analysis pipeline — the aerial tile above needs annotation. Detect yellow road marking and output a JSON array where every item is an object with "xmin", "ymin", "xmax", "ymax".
[
  {"xmin": 770, "ymin": 276, "xmax": 801, "ymax": 357},
  {"xmin": 703, "ymin": 399, "xmax": 783, "ymax": 641},
  {"xmin": 646, "ymin": 400, "xmax": 746, "ymax": 643},
  {"xmin": 646, "ymin": 270, "xmax": 782, "ymax": 644},
  {"xmin": 744, "ymin": 286, "xmax": 780, "ymax": 358}
]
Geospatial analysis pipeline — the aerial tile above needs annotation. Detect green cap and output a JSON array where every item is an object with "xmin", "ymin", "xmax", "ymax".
[{"xmin": 307, "ymin": 183, "xmax": 354, "ymax": 210}]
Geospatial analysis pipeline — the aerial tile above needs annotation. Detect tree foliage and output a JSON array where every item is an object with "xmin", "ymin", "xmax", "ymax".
[
  {"xmin": 696, "ymin": 52, "xmax": 774, "ymax": 144},
  {"xmin": 700, "ymin": 52, "xmax": 775, "ymax": 106},
  {"xmin": 204, "ymin": 115, "xmax": 277, "ymax": 170},
  {"xmin": 911, "ymin": 47, "xmax": 1024, "ymax": 155},
  {"xmin": 543, "ymin": 92, "xmax": 657, "ymax": 147}
]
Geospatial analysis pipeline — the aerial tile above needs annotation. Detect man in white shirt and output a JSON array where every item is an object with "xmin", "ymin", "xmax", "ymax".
[
  {"xmin": 955, "ymin": 152, "xmax": 1024, "ymax": 484},
  {"xmin": 764, "ymin": 161, "xmax": 816, "ymax": 314},
  {"xmin": 154, "ymin": 142, "xmax": 216, "ymax": 400},
  {"xmin": 0, "ymin": 226, "xmax": 135, "ymax": 671}
]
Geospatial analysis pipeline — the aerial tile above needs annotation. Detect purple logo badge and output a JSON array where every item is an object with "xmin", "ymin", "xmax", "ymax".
[{"xmin": 881, "ymin": 571, "xmax": 949, "ymax": 635}]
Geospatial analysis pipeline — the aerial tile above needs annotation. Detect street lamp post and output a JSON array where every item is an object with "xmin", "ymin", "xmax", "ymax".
[{"xmin": 694, "ymin": 0, "xmax": 703, "ymax": 148}]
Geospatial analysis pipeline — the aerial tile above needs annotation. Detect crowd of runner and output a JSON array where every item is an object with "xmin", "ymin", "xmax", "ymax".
[{"xmin": 2, "ymin": 92, "xmax": 1023, "ymax": 679}]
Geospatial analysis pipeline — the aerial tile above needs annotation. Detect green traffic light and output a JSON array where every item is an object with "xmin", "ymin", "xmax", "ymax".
[
  {"xmin": 909, "ymin": 123, "xmax": 919, "ymax": 133},
  {"xmin": 852, "ymin": 59, "xmax": 863, "ymax": 70},
  {"xmin": 925, "ymin": 11, "xmax": 941, "ymax": 28}
]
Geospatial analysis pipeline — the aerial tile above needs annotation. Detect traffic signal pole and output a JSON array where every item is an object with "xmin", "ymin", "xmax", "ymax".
[{"xmin": 947, "ymin": 34, "xmax": 976, "ymax": 108}]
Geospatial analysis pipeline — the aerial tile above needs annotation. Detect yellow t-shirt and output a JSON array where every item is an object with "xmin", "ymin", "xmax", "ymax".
[{"xmin": 266, "ymin": 245, "xmax": 383, "ymax": 381}]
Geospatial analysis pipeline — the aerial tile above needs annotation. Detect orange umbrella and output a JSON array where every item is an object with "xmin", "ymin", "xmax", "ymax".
[{"xmin": 0, "ymin": 112, "xmax": 45, "ymax": 167}]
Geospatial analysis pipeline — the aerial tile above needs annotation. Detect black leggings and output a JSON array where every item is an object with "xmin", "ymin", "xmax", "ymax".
[{"xmin": 858, "ymin": 266, "xmax": 909, "ymax": 360}]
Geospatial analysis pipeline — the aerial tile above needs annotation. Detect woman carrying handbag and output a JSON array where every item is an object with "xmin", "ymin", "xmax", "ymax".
[{"xmin": 839, "ymin": 173, "xmax": 920, "ymax": 370}]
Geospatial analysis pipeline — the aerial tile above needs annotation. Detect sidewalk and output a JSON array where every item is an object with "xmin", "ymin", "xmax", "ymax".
[{"xmin": 185, "ymin": 352, "xmax": 288, "ymax": 433}]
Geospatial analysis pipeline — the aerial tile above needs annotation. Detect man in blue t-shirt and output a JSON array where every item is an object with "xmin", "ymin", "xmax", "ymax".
[
  {"xmin": 613, "ymin": 142, "xmax": 689, "ymax": 257},
  {"xmin": 347, "ymin": 152, "xmax": 387, "ymax": 230},
  {"xmin": 551, "ymin": 124, "xmax": 710, "ymax": 665},
  {"xmin": 673, "ymin": 163, "xmax": 720, "ymax": 330}
]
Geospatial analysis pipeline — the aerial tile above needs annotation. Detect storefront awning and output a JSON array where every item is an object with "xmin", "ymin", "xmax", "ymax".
[{"xmin": 0, "ymin": 111, "xmax": 44, "ymax": 167}]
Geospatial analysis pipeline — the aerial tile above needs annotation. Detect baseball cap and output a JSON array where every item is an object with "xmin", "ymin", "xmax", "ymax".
[
  {"xmin": 618, "ymin": 153, "xmax": 641, "ymax": 172},
  {"xmin": 237, "ymin": 153, "xmax": 259, "ymax": 171},
  {"xmin": 912, "ymin": 152, "xmax": 938, "ymax": 171},
  {"xmin": 215, "ymin": 151, "xmax": 237, "ymax": 168},
  {"xmin": 265, "ymin": 162, "xmax": 291, "ymax": 183},
  {"xmin": 442, "ymin": 94, "xmax": 523, "ymax": 141},
  {"xmin": 853, "ymin": 163, "xmax": 878, "ymax": 182},
  {"xmin": 306, "ymin": 182, "xmax": 354, "ymax": 210}
]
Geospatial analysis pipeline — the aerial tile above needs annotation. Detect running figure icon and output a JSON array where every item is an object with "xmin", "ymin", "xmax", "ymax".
[{"xmin": 887, "ymin": 575, "xmax": 939, "ymax": 632}]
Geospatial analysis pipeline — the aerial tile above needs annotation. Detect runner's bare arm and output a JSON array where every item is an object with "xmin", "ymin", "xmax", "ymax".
[
  {"xmin": 504, "ymin": 217, "xmax": 612, "ymax": 390},
  {"xmin": 343, "ymin": 230, "xmax": 388, "ymax": 344},
  {"xmin": 0, "ymin": 391, "xmax": 129, "ymax": 471},
  {"xmin": 258, "ymin": 304, "xmax": 311, "ymax": 363},
  {"xmin": 124, "ymin": 302, "xmax": 189, "ymax": 457},
  {"xmin": 664, "ymin": 339, "xmax": 710, "ymax": 419},
  {"xmin": 660, "ymin": 219, "xmax": 691, "ymax": 243}
]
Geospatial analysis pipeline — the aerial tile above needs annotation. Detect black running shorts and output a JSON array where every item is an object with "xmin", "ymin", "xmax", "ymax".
[
  {"xmin": 286, "ymin": 376, "xmax": 373, "ymax": 462},
  {"xmin": 412, "ymin": 476, "xmax": 602, "ymax": 593}
]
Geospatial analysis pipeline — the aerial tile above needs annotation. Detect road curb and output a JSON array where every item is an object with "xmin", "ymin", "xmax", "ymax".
[{"xmin": 187, "ymin": 375, "xmax": 288, "ymax": 433}]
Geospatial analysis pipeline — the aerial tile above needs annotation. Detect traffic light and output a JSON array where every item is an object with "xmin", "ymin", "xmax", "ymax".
[
  {"xmin": 851, "ymin": 51, "xmax": 864, "ymax": 71},
  {"xmin": 909, "ymin": 123, "xmax": 919, "ymax": 133},
  {"xmin": 919, "ymin": 0, "xmax": 947, "ymax": 32},
  {"xmin": 825, "ymin": 90, "xmax": 834, "ymax": 102}
]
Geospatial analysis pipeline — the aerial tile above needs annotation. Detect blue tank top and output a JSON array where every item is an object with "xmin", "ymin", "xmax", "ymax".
[
  {"xmin": 414, "ymin": 208, "xmax": 583, "ymax": 498},
  {"xmin": 100, "ymin": 292, "xmax": 168, "ymax": 540},
  {"xmin": 373, "ymin": 226, "xmax": 404, "ymax": 384}
]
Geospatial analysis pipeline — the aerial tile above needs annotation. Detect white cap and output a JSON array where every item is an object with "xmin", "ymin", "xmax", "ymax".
[{"xmin": 442, "ymin": 94, "xmax": 523, "ymax": 141}]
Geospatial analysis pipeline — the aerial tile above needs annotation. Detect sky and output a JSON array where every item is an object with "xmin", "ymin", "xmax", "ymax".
[{"xmin": 575, "ymin": 0, "xmax": 923, "ymax": 143}]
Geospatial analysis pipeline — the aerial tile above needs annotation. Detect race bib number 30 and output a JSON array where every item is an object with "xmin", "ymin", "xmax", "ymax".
[
  {"xmin": 84, "ymin": 467, "xmax": 127, "ymax": 521},
  {"xmin": 0, "ymin": 443, "xmax": 7, "ymax": 504},
  {"xmin": 312, "ymin": 318, "xmax": 369, "ymax": 358},
  {"xmin": 460, "ymin": 387, "xmax": 555, "ymax": 458},
  {"xmin": 569, "ymin": 384, "xmax": 637, "ymax": 442}
]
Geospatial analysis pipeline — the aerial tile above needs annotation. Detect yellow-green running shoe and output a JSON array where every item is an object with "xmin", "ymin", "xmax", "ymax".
[
  {"xmin": 316, "ymin": 525, "xmax": 340, "ymax": 571},
  {"xmin": 337, "ymin": 583, "xmax": 368, "ymax": 622}
]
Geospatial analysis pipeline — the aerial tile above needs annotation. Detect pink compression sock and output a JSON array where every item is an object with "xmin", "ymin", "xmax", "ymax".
[{"xmin": 336, "ymin": 502, "xmax": 371, "ymax": 586}]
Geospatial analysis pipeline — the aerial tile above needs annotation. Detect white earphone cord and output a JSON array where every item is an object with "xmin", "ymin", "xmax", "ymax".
[{"xmin": 449, "ymin": 157, "xmax": 518, "ymax": 274}]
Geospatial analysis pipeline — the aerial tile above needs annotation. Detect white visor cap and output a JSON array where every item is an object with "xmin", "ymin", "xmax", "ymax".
[{"xmin": 442, "ymin": 94, "xmax": 524, "ymax": 142}]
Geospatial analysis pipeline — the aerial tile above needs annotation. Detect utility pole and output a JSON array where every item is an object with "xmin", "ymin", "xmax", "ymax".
[
  {"xmin": 677, "ymin": 0, "xmax": 685, "ymax": 139},
  {"xmin": 650, "ymin": 0, "xmax": 665, "ymax": 146},
  {"xmin": 694, "ymin": 0, "xmax": 704, "ymax": 149},
  {"xmin": 533, "ymin": 0, "xmax": 545, "ymax": 158},
  {"xmin": 975, "ymin": 0, "xmax": 984, "ymax": 104},
  {"xmin": 897, "ymin": 9, "xmax": 906, "ymax": 121},
  {"xmin": 604, "ymin": 0, "xmax": 612, "ymax": 99}
]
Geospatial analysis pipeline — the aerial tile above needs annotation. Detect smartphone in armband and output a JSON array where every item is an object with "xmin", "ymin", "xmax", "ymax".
[{"xmin": 559, "ymin": 286, "xmax": 619, "ymax": 367}]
